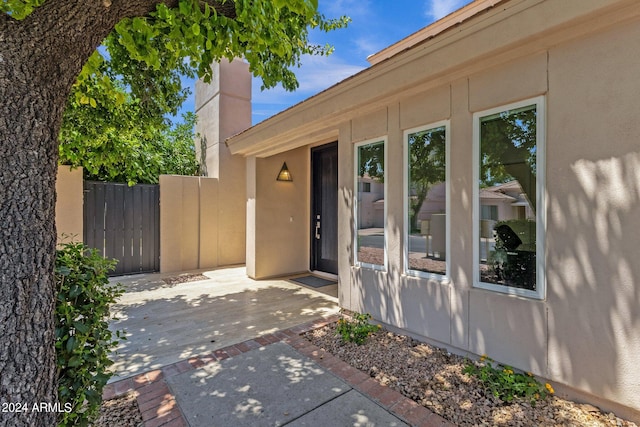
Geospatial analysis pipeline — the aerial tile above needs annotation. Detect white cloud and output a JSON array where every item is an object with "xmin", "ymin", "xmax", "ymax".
[
  {"xmin": 251, "ymin": 54, "xmax": 365, "ymax": 106},
  {"xmin": 353, "ymin": 36, "xmax": 386, "ymax": 58},
  {"xmin": 249, "ymin": 53, "xmax": 366, "ymax": 124},
  {"xmin": 425, "ymin": 0, "xmax": 468, "ymax": 20}
]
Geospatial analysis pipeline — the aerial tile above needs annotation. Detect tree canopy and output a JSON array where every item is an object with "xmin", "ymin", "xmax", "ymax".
[
  {"xmin": 1, "ymin": 0, "xmax": 349, "ymax": 89},
  {"xmin": 479, "ymin": 105, "xmax": 537, "ymax": 211},
  {"xmin": 18, "ymin": 0, "xmax": 347, "ymax": 185},
  {"xmin": 407, "ymin": 126, "xmax": 446, "ymax": 232},
  {"xmin": 58, "ymin": 32, "xmax": 201, "ymax": 185}
]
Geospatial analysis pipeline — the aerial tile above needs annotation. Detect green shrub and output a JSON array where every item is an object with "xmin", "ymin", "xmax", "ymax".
[
  {"xmin": 54, "ymin": 242, "xmax": 125, "ymax": 426},
  {"xmin": 336, "ymin": 312, "xmax": 381, "ymax": 345},
  {"xmin": 463, "ymin": 354, "xmax": 552, "ymax": 405}
]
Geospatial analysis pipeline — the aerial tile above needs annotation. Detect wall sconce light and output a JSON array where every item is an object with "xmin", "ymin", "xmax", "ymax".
[{"xmin": 276, "ymin": 162, "xmax": 293, "ymax": 182}]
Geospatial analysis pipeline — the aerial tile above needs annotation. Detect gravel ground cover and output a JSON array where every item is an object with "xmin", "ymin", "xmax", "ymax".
[
  {"xmin": 304, "ymin": 321, "xmax": 638, "ymax": 427},
  {"xmin": 96, "ymin": 392, "xmax": 142, "ymax": 427},
  {"xmin": 162, "ymin": 273, "xmax": 210, "ymax": 286}
]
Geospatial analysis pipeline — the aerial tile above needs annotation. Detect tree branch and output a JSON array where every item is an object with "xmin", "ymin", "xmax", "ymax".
[{"xmin": 14, "ymin": 0, "xmax": 230, "ymax": 95}]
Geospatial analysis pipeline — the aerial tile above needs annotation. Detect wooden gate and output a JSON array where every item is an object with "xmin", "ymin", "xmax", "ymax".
[{"xmin": 83, "ymin": 181, "xmax": 160, "ymax": 276}]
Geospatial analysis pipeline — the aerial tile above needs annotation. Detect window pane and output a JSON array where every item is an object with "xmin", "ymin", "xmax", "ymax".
[
  {"xmin": 356, "ymin": 141, "xmax": 385, "ymax": 267},
  {"xmin": 407, "ymin": 126, "xmax": 446, "ymax": 275},
  {"xmin": 478, "ymin": 104, "xmax": 537, "ymax": 291}
]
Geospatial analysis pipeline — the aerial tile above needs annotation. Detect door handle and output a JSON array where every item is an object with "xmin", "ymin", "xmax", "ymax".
[{"xmin": 315, "ymin": 215, "xmax": 321, "ymax": 239}]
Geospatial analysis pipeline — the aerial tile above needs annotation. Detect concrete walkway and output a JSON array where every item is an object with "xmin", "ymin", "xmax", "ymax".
[{"xmin": 104, "ymin": 267, "xmax": 452, "ymax": 426}]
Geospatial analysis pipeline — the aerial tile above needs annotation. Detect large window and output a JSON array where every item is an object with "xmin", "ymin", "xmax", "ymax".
[
  {"xmin": 404, "ymin": 122, "xmax": 448, "ymax": 277},
  {"xmin": 473, "ymin": 97, "xmax": 545, "ymax": 298},
  {"xmin": 355, "ymin": 139, "xmax": 386, "ymax": 269}
]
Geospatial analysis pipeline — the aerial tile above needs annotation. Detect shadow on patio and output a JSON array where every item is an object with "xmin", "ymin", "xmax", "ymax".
[{"xmin": 108, "ymin": 266, "xmax": 339, "ymax": 382}]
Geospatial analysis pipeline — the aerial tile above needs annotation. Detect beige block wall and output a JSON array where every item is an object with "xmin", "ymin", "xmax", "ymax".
[
  {"xmin": 55, "ymin": 165, "xmax": 83, "ymax": 243},
  {"xmin": 159, "ymin": 175, "xmax": 219, "ymax": 273},
  {"xmin": 247, "ymin": 147, "xmax": 309, "ymax": 279}
]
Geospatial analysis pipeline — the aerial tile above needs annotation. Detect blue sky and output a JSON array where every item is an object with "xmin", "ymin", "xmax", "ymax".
[{"xmin": 182, "ymin": 0, "xmax": 471, "ymax": 125}]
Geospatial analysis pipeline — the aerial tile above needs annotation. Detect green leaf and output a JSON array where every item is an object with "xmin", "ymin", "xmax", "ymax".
[
  {"xmin": 56, "ymin": 266, "xmax": 71, "ymax": 276},
  {"xmin": 132, "ymin": 17, "xmax": 145, "ymax": 33},
  {"xmin": 191, "ymin": 23, "xmax": 200, "ymax": 36},
  {"xmin": 67, "ymin": 356, "xmax": 82, "ymax": 367},
  {"xmin": 179, "ymin": 0, "xmax": 190, "ymax": 15},
  {"xmin": 65, "ymin": 336, "xmax": 77, "ymax": 352},
  {"xmin": 73, "ymin": 321, "xmax": 90, "ymax": 334},
  {"xmin": 69, "ymin": 284, "xmax": 81, "ymax": 298}
]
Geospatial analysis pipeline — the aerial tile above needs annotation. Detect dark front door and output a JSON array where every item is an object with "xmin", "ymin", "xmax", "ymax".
[{"xmin": 311, "ymin": 142, "xmax": 338, "ymax": 274}]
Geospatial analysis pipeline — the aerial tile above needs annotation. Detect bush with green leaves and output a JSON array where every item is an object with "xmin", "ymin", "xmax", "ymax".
[
  {"xmin": 463, "ymin": 354, "xmax": 552, "ymax": 405},
  {"xmin": 336, "ymin": 312, "xmax": 381, "ymax": 345},
  {"xmin": 55, "ymin": 242, "xmax": 126, "ymax": 426}
]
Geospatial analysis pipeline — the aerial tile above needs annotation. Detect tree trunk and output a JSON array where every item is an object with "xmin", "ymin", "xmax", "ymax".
[
  {"xmin": 0, "ymin": 95, "xmax": 60, "ymax": 427},
  {"xmin": 0, "ymin": 11, "xmax": 66, "ymax": 424},
  {"xmin": 0, "ymin": 2, "xmax": 236, "ymax": 425}
]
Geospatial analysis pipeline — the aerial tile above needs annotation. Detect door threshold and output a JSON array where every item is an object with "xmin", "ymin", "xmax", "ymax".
[{"xmin": 310, "ymin": 270, "xmax": 338, "ymax": 281}]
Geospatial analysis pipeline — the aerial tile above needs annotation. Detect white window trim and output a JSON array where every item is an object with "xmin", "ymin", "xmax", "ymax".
[
  {"xmin": 472, "ymin": 96, "xmax": 546, "ymax": 299},
  {"xmin": 403, "ymin": 121, "xmax": 451, "ymax": 281},
  {"xmin": 354, "ymin": 137, "xmax": 388, "ymax": 271}
]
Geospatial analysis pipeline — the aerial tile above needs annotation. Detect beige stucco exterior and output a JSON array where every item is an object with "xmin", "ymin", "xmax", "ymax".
[
  {"xmin": 55, "ymin": 165, "xmax": 83, "ymax": 243},
  {"xmin": 159, "ymin": 175, "xmax": 222, "ymax": 273},
  {"xmin": 224, "ymin": 0, "xmax": 640, "ymax": 419},
  {"xmin": 195, "ymin": 59, "xmax": 250, "ymax": 267},
  {"xmin": 246, "ymin": 147, "xmax": 311, "ymax": 278}
]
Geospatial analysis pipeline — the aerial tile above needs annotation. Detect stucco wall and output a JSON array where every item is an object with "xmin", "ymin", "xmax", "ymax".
[
  {"xmin": 338, "ymin": 17, "xmax": 640, "ymax": 416},
  {"xmin": 159, "ymin": 175, "xmax": 220, "ymax": 273},
  {"xmin": 545, "ymin": 20, "xmax": 640, "ymax": 411},
  {"xmin": 247, "ymin": 148, "xmax": 309, "ymax": 279},
  {"xmin": 55, "ymin": 165, "xmax": 83, "ymax": 243}
]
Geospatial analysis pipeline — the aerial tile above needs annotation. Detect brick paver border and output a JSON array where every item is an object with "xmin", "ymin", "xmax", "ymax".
[{"xmin": 103, "ymin": 314, "xmax": 453, "ymax": 427}]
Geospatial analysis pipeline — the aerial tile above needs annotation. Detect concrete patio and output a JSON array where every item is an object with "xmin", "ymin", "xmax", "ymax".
[{"xmin": 108, "ymin": 266, "xmax": 339, "ymax": 382}]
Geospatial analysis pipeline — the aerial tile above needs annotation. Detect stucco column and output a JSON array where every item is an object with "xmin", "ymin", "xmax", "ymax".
[
  {"xmin": 195, "ymin": 59, "xmax": 251, "ymax": 266},
  {"xmin": 337, "ymin": 121, "xmax": 353, "ymax": 308},
  {"xmin": 449, "ymin": 78, "xmax": 473, "ymax": 350},
  {"xmin": 245, "ymin": 155, "xmax": 257, "ymax": 278}
]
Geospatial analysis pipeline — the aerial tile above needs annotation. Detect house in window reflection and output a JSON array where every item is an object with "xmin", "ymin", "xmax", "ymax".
[
  {"xmin": 481, "ymin": 180, "xmax": 533, "ymax": 221},
  {"xmin": 357, "ymin": 175, "xmax": 385, "ymax": 229}
]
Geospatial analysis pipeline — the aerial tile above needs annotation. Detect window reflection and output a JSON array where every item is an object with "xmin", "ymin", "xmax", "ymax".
[
  {"xmin": 406, "ymin": 126, "xmax": 447, "ymax": 276},
  {"xmin": 478, "ymin": 104, "xmax": 537, "ymax": 291},
  {"xmin": 356, "ymin": 140, "xmax": 385, "ymax": 267}
]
